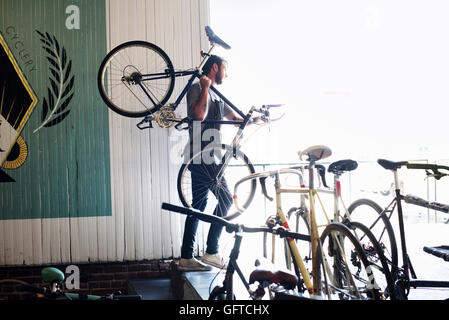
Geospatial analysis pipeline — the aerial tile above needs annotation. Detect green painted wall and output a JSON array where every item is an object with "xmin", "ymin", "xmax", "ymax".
[{"xmin": 0, "ymin": 0, "xmax": 111, "ymax": 219}]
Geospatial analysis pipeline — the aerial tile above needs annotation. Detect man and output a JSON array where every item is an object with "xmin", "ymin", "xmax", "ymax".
[{"xmin": 179, "ymin": 55, "xmax": 242, "ymax": 271}]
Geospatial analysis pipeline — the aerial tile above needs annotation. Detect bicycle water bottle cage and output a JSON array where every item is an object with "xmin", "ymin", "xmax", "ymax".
[
  {"xmin": 377, "ymin": 159, "xmax": 408, "ymax": 171},
  {"xmin": 298, "ymin": 145, "xmax": 332, "ymax": 162},
  {"xmin": 205, "ymin": 26, "xmax": 231, "ymax": 49},
  {"xmin": 328, "ymin": 159, "xmax": 358, "ymax": 175}
]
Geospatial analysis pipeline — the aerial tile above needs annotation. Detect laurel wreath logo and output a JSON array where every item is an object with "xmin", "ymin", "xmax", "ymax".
[{"xmin": 34, "ymin": 30, "xmax": 74, "ymax": 133}]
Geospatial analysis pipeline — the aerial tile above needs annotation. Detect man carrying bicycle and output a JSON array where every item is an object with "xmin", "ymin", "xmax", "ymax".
[{"xmin": 179, "ymin": 55, "xmax": 243, "ymax": 271}]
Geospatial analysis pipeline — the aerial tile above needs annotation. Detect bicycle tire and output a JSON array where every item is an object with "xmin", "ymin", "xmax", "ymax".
[
  {"xmin": 348, "ymin": 198, "xmax": 398, "ymax": 274},
  {"xmin": 97, "ymin": 40, "xmax": 175, "ymax": 118},
  {"xmin": 345, "ymin": 221, "xmax": 396, "ymax": 300},
  {"xmin": 317, "ymin": 222, "xmax": 382, "ymax": 300},
  {"xmin": 177, "ymin": 144, "xmax": 256, "ymax": 220}
]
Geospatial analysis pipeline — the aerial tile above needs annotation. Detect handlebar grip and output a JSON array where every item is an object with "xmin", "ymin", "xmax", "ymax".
[{"xmin": 406, "ymin": 163, "xmax": 436, "ymax": 170}]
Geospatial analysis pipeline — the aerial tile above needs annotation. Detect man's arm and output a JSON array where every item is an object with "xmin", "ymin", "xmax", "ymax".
[{"xmin": 189, "ymin": 75, "xmax": 212, "ymax": 121}]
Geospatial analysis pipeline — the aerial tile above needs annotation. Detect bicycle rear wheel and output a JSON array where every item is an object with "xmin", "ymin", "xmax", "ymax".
[
  {"xmin": 348, "ymin": 198, "xmax": 398, "ymax": 274},
  {"xmin": 345, "ymin": 221, "xmax": 396, "ymax": 299},
  {"xmin": 177, "ymin": 144, "xmax": 256, "ymax": 220},
  {"xmin": 317, "ymin": 222, "xmax": 382, "ymax": 300},
  {"xmin": 98, "ymin": 41, "xmax": 175, "ymax": 118}
]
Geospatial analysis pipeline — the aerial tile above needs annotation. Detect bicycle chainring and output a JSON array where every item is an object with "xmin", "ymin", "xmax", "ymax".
[{"xmin": 154, "ymin": 105, "xmax": 176, "ymax": 128}]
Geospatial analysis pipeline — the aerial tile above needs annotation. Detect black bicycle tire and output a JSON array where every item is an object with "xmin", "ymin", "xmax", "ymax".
[
  {"xmin": 318, "ymin": 222, "xmax": 382, "ymax": 300},
  {"xmin": 97, "ymin": 40, "xmax": 175, "ymax": 118},
  {"xmin": 348, "ymin": 198, "xmax": 399, "ymax": 273},
  {"xmin": 345, "ymin": 221, "xmax": 396, "ymax": 300},
  {"xmin": 177, "ymin": 144, "xmax": 257, "ymax": 221}
]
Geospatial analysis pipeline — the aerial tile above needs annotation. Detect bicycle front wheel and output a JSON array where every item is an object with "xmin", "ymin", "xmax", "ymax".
[
  {"xmin": 348, "ymin": 198, "xmax": 398, "ymax": 274},
  {"xmin": 318, "ymin": 222, "xmax": 382, "ymax": 300},
  {"xmin": 98, "ymin": 41, "xmax": 175, "ymax": 118},
  {"xmin": 177, "ymin": 144, "xmax": 256, "ymax": 220}
]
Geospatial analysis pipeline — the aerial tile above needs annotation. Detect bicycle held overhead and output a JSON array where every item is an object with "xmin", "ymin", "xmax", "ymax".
[{"xmin": 98, "ymin": 25, "xmax": 278, "ymax": 130}]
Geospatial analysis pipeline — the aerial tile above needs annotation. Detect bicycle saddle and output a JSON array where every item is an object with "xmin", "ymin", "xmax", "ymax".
[
  {"xmin": 298, "ymin": 145, "xmax": 332, "ymax": 162},
  {"xmin": 328, "ymin": 159, "xmax": 358, "ymax": 174},
  {"xmin": 249, "ymin": 269, "xmax": 298, "ymax": 290},
  {"xmin": 377, "ymin": 159, "xmax": 408, "ymax": 171},
  {"xmin": 205, "ymin": 26, "xmax": 231, "ymax": 49},
  {"xmin": 41, "ymin": 267, "xmax": 65, "ymax": 283}
]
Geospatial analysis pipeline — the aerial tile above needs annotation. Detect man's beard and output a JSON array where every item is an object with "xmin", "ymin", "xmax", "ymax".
[{"xmin": 215, "ymin": 72, "xmax": 223, "ymax": 85}]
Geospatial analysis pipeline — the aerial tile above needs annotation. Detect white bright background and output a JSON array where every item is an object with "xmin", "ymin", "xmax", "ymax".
[
  {"xmin": 210, "ymin": 0, "xmax": 449, "ymax": 164},
  {"xmin": 204, "ymin": 2, "xmax": 449, "ymax": 297}
]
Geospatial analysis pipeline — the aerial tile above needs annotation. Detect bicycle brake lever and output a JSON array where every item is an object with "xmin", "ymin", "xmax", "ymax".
[
  {"xmin": 315, "ymin": 165, "xmax": 328, "ymax": 188},
  {"xmin": 260, "ymin": 177, "xmax": 273, "ymax": 201}
]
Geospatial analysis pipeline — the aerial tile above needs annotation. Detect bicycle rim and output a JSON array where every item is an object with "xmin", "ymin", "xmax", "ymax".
[
  {"xmin": 345, "ymin": 221, "xmax": 396, "ymax": 300},
  {"xmin": 318, "ymin": 222, "xmax": 381, "ymax": 300},
  {"xmin": 348, "ymin": 198, "xmax": 398, "ymax": 274},
  {"xmin": 177, "ymin": 144, "xmax": 256, "ymax": 220},
  {"xmin": 98, "ymin": 41, "xmax": 175, "ymax": 118}
]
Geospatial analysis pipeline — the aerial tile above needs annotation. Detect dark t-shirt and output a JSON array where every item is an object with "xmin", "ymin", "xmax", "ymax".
[{"xmin": 184, "ymin": 82, "xmax": 232, "ymax": 160}]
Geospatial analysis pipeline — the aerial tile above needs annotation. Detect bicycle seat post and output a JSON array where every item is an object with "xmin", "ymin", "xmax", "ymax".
[{"xmin": 197, "ymin": 44, "xmax": 215, "ymax": 71}]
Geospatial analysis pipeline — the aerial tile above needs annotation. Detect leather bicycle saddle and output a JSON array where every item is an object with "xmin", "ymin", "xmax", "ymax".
[
  {"xmin": 328, "ymin": 159, "xmax": 358, "ymax": 174},
  {"xmin": 298, "ymin": 145, "xmax": 332, "ymax": 162},
  {"xmin": 205, "ymin": 26, "xmax": 231, "ymax": 49},
  {"xmin": 249, "ymin": 269, "xmax": 298, "ymax": 290}
]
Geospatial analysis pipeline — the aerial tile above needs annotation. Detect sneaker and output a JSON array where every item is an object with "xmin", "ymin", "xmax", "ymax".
[
  {"xmin": 201, "ymin": 253, "xmax": 227, "ymax": 269},
  {"xmin": 178, "ymin": 257, "xmax": 212, "ymax": 271}
]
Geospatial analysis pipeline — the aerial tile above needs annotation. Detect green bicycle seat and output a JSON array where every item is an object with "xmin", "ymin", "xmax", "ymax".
[{"xmin": 41, "ymin": 267, "xmax": 65, "ymax": 283}]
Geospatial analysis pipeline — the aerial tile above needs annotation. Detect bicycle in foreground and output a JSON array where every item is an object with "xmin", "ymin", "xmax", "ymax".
[
  {"xmin": 350, "ymin": 159, "xmax": 449, "ymax": 299},
  {"xmin": 98, "ymin": 25, "xmax": 282, "ymax": 218},
  {"xmin": 233, "ymin": 145, "xmax": 385, "ymax": 299},
  {"xmin": 0, "ymin": 267, "xmax": 141, "ymax": 300},
  {"xmin": 163, "ymin": 202, "xmax": 322, "ymax": 300}
]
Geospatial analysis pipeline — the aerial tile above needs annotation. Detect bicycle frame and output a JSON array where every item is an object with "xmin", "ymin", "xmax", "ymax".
[
  {"xmin": 138, "ymin": 43, "xmax": 246, "ymax": 124},
  {"xmin": 234, "ymin": 167, "xmax": 337, "ymax": 297},
  {"xmin": 382, "ymin": 168, "xmax": 449, "ymax": 292},
  {"xmin": 383, "ymin": 171, "xmax": 449, "ymax": 288}
]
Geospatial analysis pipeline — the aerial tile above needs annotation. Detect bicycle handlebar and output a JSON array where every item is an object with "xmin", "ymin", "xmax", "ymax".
[
  {"xmin": 233, "ymin": 169, "xmax": 305, "ymax": 212},
  {"xmin": 378, "ymin": 159, "xmax": 449, "ymax": 180},
  {"xmin": 161, "ymin": 202, "xmax": 310, "ymax": 241},
  {"xmin": 0, "ymin": 278, "xmax": 142, "ymax": 300}
]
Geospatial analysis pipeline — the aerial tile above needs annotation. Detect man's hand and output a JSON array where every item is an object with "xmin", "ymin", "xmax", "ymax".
[
  {"xmin": 200, "ymin": 75, "xmax": 212, "ymax": 90},
  {"xmin": 250, "ymin": 116, "xmax": 264, "ymax": 124}
]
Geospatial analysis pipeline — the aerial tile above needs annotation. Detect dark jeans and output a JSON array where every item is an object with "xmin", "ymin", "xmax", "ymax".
[{"xmin": 181, "ymin": 163, "xmax": 233, "ymax": 259}]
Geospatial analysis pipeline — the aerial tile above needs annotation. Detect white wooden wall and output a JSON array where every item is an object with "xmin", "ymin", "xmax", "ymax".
[
  {"xmin": 0, "ymin": 0, "xmax": 210, "ymax": 266},
  {"xmin": 106, "ymin": 0, "xmax": 210, "ymax": 262}
]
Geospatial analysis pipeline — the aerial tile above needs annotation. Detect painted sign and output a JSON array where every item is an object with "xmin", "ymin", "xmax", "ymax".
[{"xmin": 0, "ymin": 0, "xmax": 111, "ymax": 219}]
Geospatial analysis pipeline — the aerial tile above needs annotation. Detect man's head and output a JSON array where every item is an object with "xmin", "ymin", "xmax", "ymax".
[{"xmin": 202, "ymin": 54, "xmax": 227, "ymax": 85}]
